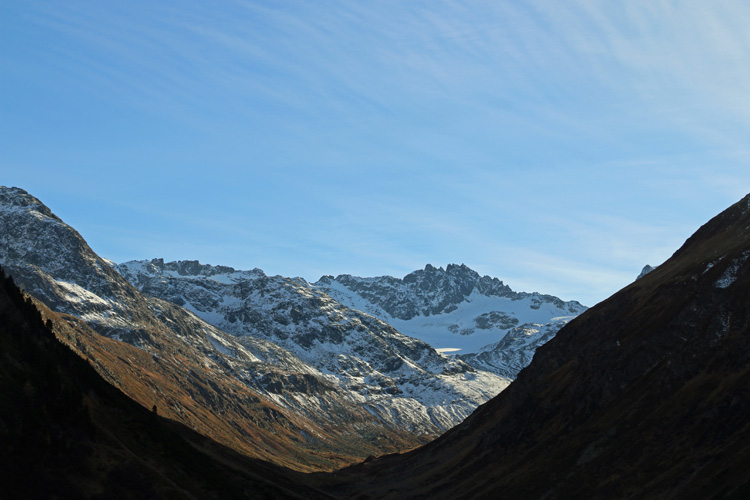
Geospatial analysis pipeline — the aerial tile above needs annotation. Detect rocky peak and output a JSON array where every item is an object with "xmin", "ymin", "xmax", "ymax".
[
  {"xmin": 118, "ymin": 259, "xmax": 266, "ymax": 287},
  {"xmin": 130, "ymin": 258, "xmax": 239, "ymax": 277},
  {"xmin": 0, "ymin": 187, "xmax": 61, "ymax": 222},
  {"xmin": 0, "ymin": 187, "xmax": 135, "ymax": 321},
  {"xmin": 163, "ymin": 259, "xmax": 239, "ymax": 277},
  {"xmin": 317, "ymin": 264, "xmax": 568, "ymax": 320},
  {"xmin": 322, "ymin": 196, "xmax": 750, "ymax": 500},
  {"xmin": 636, "ymin": 264, "xmax": 656, "ymax": 280}
]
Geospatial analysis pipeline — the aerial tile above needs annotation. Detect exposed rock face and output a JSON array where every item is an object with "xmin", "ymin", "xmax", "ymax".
[
  {"xmin": 0, "ymin": 186, "xmax": 508, "ymax": 470},
  {"xmin": 316, "ymin": 264, "xmax": 587, "ymax": 378},
  {"xmin": 319, "ymin": 193, "xmax": 750, "ymax": 499},
  {"xmin": 637, "ymin": 264, "xmax": 656, "ymax": 279},
  {"xmin": 0, "ymin": 187, "xmax": 429, "ymax": 470},
  {"xmin": 459, "ymin": 320, "xmax": 565, "ymax": 377},
  {"xmin": 117, "ymin": 259, "xmax": 509, "ymax": 434},
  {"xmin": 318, "ymin": 263, "xmax": 583, "ymax": 320},
  {"xmin": 0, "ymin": 187, "xmax": 152, "ymax": 344}
]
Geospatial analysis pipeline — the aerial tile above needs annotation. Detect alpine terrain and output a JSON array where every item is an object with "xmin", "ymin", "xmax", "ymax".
[
  {"xmin": 316, "ymin": 265, "xmax": 586, "ymax": 378},
  {"xmin": 116, "ymin": 259, "xmax": 507, "ymax": 433},
  {"xmin": 316, "ymin": 194, "xmax": 750, "ymax": 499},
  {"xmin": 0, "ymin": 186, "xmax": 432, "ymax": 470},
  {"xmin": 2, "ymin": 187, "xmax": 749, "ymax": 499},
  {"xmin": 0, "ymin": 186, "xmax": 510, "ymax": 470},
  {"xmin": 0, "ymin": 266, "xmax": 332, "ymax": 499}
]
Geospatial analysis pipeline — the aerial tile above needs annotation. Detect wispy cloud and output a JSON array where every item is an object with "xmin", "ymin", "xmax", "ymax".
[{"xmin": 4, "ymin": 1, "xmax": 750, "ymax": 304}]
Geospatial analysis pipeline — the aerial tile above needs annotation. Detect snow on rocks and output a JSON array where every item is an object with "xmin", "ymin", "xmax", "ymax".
[
  {"xmin": 117, "ymin": 259, "xmax": 511, "ymax": 433},
  {"xmin": 315, "ymin": 265, "xmax": 587, "ymax": 378}
]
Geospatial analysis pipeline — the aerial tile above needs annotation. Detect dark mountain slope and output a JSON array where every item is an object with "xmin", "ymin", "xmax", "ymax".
[
  {"xmin": 0, "ymin": 186, "xmax": 429, "ymax": 471},
  {"xmin": 0, "ymin": 266, "xmax": 331, "ymax": 500},
  {"xmin": 318, "ymin": 194, "xmax": 750, "ymax": 499}
]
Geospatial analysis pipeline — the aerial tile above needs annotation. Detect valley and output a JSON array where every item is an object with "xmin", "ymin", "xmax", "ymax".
[
  {"xmin": 2, "ymin": 186, "xmax": 749, "ymax": 499},
  {"xmin": 0, "ymin": 186, "xmax": 580, "ymax": 471}
]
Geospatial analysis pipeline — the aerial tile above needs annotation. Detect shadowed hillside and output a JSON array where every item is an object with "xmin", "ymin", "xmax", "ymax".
[
  {"xmin": 316, "ymin": 194, "xmax": 750, "ymax": 499},
  {"xmin": 0, "ymin": 186, "xmax": 433, "ymax": 471},
  {"xmin": 0, "ymin": 266, "xmax": 332, "ymax": 499},
  {"xmin": 3, "ymin": 193, "xmax": 750, "ymax": 499}
]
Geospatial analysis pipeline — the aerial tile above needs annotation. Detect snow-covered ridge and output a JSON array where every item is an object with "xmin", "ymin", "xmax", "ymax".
[
  {"xmin": 0, "ymin": 187, "xmax": 62, "ymax": 220},
  {"xmin": 317, "ymin": 263, "xmax": 584, "ymax": 320},
  {"xmin": 117, "ymin": 258, "xmax": 511, "ymax": 432},
  {"xmin": 1, "ymin": 187, "xmax": 507, "ymax": 446},
  {"xmin": 637, "ymin": 265, "xmax": 656, "ymax": 280},
  {"xmin": 119, "ymin": 258, "xmax": 265, "ymax": 282},
  {"xmin": 0, "ymin": 186, "xmax": 578, "ymax": 440},
  {"xmin": 315, "ymin": 264, "xmax": 587, "ymax": 378}
]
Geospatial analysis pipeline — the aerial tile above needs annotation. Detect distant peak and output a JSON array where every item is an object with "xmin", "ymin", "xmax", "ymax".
[
  {"xmin": 119, "ymin": 258, "xmax": 267, "ymax": 279},
  {"xmin": 636, "ymin": 265, "xmax": 656, "ymax": 280},
  {"xmin": 159, "ymin": 259, "xmax": 238, "ymax": 277}
]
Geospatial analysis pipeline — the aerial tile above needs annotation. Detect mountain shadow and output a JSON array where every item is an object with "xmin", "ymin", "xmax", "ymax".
[
  {"xmin": 0, "ymin": 186, "xmax": 435, "ymax": 471},
  {"xmin": 0, "ymin": 266, "xmax": 332, "ymax": 500},
  {"xmin": 4, "ymin": 193, "xmax": 750, "ymax": 499},
  {"xmin": 315, "ymin": 194, "xmax": 750, "ymax": 499}
]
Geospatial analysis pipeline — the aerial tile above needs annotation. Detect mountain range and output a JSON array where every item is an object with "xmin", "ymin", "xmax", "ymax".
[
  {"xmin": 2, "ymin": 186, "xmax": 748, "ymax": 499},
  {"xmin": 316, "ymin": 265, "xmax": 586, "ymax": 378},
  {"xmin": 0, "ymin": 186, "xmax": 433, "ymax": 470},
  {"xmin": 316, "ymin": 192, "xmax": 750, "ymax": 499},
  {"xmin": 1, "ymin": 186, "xmax": 581, "ymax": 470},
  {"xmin": 0, "ymin": 266, "xmax": 331, "ymax": 499},
  {"xmin": 115, "ymin": 258, "xmax": 507, "ymax": 435}
]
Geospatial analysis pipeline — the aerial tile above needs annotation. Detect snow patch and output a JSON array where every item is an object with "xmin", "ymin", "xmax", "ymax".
[
  {"xmin": 207, "ymin": 335, "xmax": 235, "ymax": 357},
  {"xmin": 55, "ymin": 280, "xmax": 111, "ymax": 307},
  {"xmin": 715, "ymin": 251, "xmax": 750, "ymax": 289}
]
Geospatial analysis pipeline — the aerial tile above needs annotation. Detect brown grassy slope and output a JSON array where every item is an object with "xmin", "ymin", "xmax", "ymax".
[
  {"xmin": 317, "ymin": 194, "xmax": 750, "ymax": 499},
  {"xmin": 30, "ymin": 295, "xmax": 421, "ymax": 473},
  {"xmin": 0, "ymin": 186, "xmax": 427, "ymax": 471},
  {"xmin": 0, "ymin": 268, "xmax": 334, "ymax": 500}
]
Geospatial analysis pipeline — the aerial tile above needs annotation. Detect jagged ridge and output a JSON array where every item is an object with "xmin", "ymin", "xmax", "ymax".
[
  {"xmin": 0, "ymin": 187, "xmax": 435, "ymax": 470},
  {"xmin": 316, "ymin": 193, "xmax": 750, "ymax": 499},
  {"xmin": 316, "ymin": 263, "xmax": 587, "ymax": 378},
  {"xmin": 117, "ymin": 258, "xmax": 509, "ymax": 434}
]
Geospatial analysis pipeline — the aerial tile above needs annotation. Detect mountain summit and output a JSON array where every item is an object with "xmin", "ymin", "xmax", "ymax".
[
  {"xmin": 117, "ymin": 258, "xmax": 509, "ymax": 433},
  {"xmin": 316, "ymin": 264, "xmax": 586, "ymax": 377},
  {"xmin": 0, "ymin": 186, "xmax": 509, "ymax": 469},
  {"xmin": 0, "ymin": 187, "xmax": 439, "ymax": 469},
  {"xmin": 319, "ymin": 194, "xmax": 750, "ymax": 498}
]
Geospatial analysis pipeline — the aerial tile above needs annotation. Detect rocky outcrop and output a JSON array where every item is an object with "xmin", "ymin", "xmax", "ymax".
[
  {"xmin": 316, "ymin": 263, "xmax": 587, "ymax": 378},
  {"xmin": 318, "ymin": 263, "xmax": 584, "ymax": 320}
]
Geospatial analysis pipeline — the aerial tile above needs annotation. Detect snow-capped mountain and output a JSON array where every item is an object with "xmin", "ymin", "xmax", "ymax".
[
  {"xmin": 0, "ymin": 186, "xmax": 508, "ymax": 469},
  {"xmin": 316, "ymin": 264, "xmax": 587, "ymax": 378},
  {"xmin": 325, "ymin": 193, "xmax": 750, "ymax": 500},
  {"xmin": 1, "ymin": 187, "xmax": 429, "ymax": 470},
  {"xmin": 637, "ymin": 264, "xmax": 657, "ymax": 280},
  {"xmin": 117, "ymin": 259, "xmax": 509, "ymax": 432}
]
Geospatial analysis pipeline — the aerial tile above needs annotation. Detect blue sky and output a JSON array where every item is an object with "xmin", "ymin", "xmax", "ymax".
[{"xmin": 2, "ymin": 0, "xmax": 749, "ymax": 306}]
